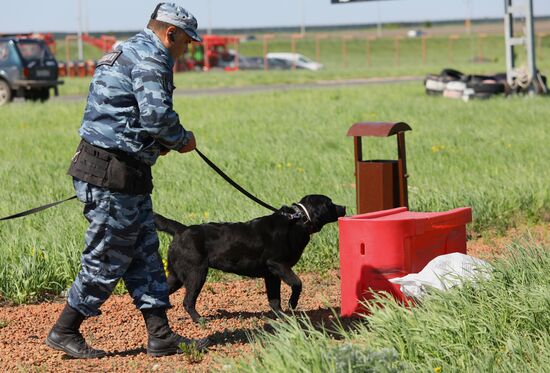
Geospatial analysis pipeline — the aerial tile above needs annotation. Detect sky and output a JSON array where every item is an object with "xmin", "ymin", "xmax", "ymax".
[{"xmin": 1, "ymin": 0, "xmax": 550, "ymax": 34}]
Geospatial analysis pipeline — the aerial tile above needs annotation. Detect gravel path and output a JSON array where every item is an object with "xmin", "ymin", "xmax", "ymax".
[
  {"xmin": 0, "ymin": 225, "xmax": 547, "ymax": 372},
  {"xmin": 0, "ymin": 271, "xmax": 341, "ymax": 372}
]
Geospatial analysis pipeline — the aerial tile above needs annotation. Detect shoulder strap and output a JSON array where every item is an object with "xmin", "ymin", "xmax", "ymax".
[{"xmin": 96, "ymin": 50, "xmax": 122, "ymax": 68}]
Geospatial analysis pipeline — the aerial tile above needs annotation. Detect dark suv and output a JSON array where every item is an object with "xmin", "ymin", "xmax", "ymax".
[{"xmin": 0, "ymin": 36, "xmax": 63, "ymax": 106}]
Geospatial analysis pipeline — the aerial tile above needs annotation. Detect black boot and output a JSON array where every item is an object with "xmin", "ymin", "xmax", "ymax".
[
  {"xmin": 141, "ymin": 308, "xmax": 209, "ymax": 357},
  {"xmin": 45, "ymin": 303, "xmax": 107, "ymax": 359}
]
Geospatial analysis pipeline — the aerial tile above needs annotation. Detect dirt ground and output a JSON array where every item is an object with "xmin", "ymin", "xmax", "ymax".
[{"xmin": 0, "ymin": 225, "xmax": 547, "ymax": 372}]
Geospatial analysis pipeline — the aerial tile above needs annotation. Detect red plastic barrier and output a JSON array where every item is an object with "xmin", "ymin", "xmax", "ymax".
[
  {"xmin": 76, "ymin": 61, "xmax": 87, "ymax": 77},
  {"xmin": 58, "ymin": 62, "xmax": 67, "ymax": 77},
  {"xmin": 338, "ymin": 206, "xmax": 472, "ymax": 317},
  {"xmin": 86, "ymin": 60, "xmax": 96, "ymax": 76},
  {"xmin": 67, "ymin": 61, "xmax": 76, "ymax": 77}
]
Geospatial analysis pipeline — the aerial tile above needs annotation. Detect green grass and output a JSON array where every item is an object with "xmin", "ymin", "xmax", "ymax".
[
  {"xmin": 226, "ymin": 238, "xmax": 550, "ymax": 372},
  {"xmin": 0, "ymin": 82, "xmax": 548, "ymax": 304}
]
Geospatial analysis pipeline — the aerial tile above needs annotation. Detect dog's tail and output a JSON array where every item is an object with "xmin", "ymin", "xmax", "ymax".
[{"xmin": 154, "ymin": 213, "xmax": 187, "ymax": 236}]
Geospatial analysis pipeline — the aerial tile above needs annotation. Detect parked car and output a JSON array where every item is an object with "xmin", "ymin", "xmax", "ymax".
[
  {"xmin": 407, "ymin": 29, "xmax": 424, "ymax": 38},
  {"xmin": 0, "ymin": 36, "xmax": 63, "ymax": 106},
  {"xmin": 266, "ymin": 57, "xmax": 295, "ymax": 70},
  {"xmin": 265, "ymin": 53, "xmax": 323, "ymax": 71},
  {"xmin": 215, "ymin": 52, "xmax": 294, "ymax": 71},
  {"xmin": 209, "ymin": 50, "xmax": 320, "ymax": 71}
]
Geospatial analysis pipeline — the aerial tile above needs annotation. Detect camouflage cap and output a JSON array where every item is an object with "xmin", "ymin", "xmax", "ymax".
[{"xmin": 151, "ymin": 2, "xmax": 202, "ymax": 42}]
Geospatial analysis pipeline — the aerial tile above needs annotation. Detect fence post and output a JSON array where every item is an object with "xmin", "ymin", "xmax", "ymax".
[
  {"xmin": 477, "ymin": 33, "xmax": 487, "ymax": 62},
  {"xmin": 291, "ymin": 34, "xmax": 304, "ymax": 70},
  {"xmin": 316, "ymin": 34, "xmax": 328, "ymax": 63},
  {"xmin": 231, "ymin": 35, "xmax": 242, "ymax": 70},
  {"xmin": 448, "ymin": 34, "xmax": 459, "ymax": 63},
  {"xmin": 366, "ymin": 36, "xmax": 376, "ymax": 67},
  {"xmin": 342, "ymin": 34, "xmax": 352, "ymax": 68},
  {"xmin": 263, "ymin": 34, "xmax": 275, "ymax": 70},
  {"xmin": 394, "ymin": 36, "xmax": 401, "ymax": 66},
  {"xmin": 421, "ymin": 35, "xmax": 430, "ymax": 65}
]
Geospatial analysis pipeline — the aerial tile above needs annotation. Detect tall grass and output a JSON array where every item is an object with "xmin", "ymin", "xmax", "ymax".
[
  {"xmin": 0, "ymin": 83, "xmax": 548, "ymax": 303},
  {"xmin": 228, "ymin": 239, "xmax": 550, "ymax": 372}
]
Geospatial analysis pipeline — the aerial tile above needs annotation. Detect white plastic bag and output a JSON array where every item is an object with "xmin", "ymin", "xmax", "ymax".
[{"xmin": 389, "ymin": 252, "xmax": 492, "ymax": 300}]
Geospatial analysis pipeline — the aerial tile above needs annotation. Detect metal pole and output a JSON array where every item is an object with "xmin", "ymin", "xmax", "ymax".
[
  {"xmin": 467, "ymin": 0, "xmax": 474, "ymax": 63},
  {"xmin": 465, "ymin": 0, "xmax": 472, "ymax": 35},
  {"xmin": 376, "ymin": 3, "xmax": 382, "ymax": 37},
  {"xmin": 207, "ymin": 0, "xmax": 212, "ymax": 35},
  {"xmin": 504, "ymin": 0, "xmax": 514, "ymax": 85},
  {"xmin": 300, "ymin": 0, "xmax": 306, "ymax": 36},
  {"xmin": 77, "ymin": 0, "xmax": 83, "ymax": 61},
  {"xmin": 84, "ymin": 0, "xmax": 90, "ymax": 35},
  {"xmin": 525, "ymin": 0, "xmax": 537, "ymax": 86}
]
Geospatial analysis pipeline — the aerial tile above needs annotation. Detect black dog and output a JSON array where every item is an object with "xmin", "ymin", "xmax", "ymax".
[{"xmin": 154, "ymin": 194, "xmax": 346, "ymax": 322}]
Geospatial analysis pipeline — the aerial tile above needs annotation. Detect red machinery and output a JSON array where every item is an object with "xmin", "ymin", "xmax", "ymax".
[
  {"xmin": 81, "ymin": 33, "xmax": 117, "ymax": 53},
  {"xmin": 188, "ymin": 34, "xmax": 240, "ymax": 71},
  {"xmin": 60, "ymin": 33, "xmax": 240, "ymax": 75}
]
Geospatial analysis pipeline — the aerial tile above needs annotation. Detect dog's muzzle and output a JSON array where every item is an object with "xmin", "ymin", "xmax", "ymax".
[{"xmin": 337, "ymin": 205, "xmax": 346, "ymax": 217}]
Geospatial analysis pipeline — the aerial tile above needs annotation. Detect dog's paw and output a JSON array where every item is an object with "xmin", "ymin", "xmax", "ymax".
[
  {"xmin": 269, "ymin": 307, "xmax": 284, "ymax": 318},
  {"xmin": 288, "ymin": 298, "xmax": 299, "ymax": 310},
  {"xmin": 190, "ymin": 313, "xmax": 204, "ymax": 324}
]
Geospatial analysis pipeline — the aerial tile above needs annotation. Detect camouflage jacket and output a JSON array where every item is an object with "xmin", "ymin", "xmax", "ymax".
[{"xmin": 79, "ymin": 28, "xmax": 189, "ymax": 165}]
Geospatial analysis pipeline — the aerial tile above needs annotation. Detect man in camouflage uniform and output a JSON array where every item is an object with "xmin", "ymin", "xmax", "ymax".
[{"xmin": 46, "ymin": 3, "xmax": 207, "ymax": 359}]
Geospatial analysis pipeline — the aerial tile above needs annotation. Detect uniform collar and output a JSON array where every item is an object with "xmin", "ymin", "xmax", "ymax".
[{"xmin": 142, "ymin": 28, "xmax": 174, "ymax": 69}]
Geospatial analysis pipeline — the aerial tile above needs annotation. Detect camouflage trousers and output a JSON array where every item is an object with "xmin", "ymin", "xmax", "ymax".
[{"xmin": 67, "ymin": 179, "xmax": 170, "ymax": 317}]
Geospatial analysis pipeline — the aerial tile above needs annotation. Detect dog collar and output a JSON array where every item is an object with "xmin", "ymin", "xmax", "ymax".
[
  {"xmin": 281, "ymin": 204, "xmax": 315, "ymax": 234},
  {"xmin": 281, "ymin": 204, "xmax": 309, "ymax": 221},
  {"xmin": 294, "ymin": 203, "xmax": 311, "ymax": 222}
]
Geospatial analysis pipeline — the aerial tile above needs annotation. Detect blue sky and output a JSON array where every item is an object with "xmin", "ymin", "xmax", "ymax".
[{"xmin": 1, "ymin": 0, "xmax": 550, "ymax": 33}]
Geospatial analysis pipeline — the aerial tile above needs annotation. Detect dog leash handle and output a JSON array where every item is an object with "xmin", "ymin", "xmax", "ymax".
[{"xmin": 194, "ymin": 148, "xmax": 278, "ymax": 212}]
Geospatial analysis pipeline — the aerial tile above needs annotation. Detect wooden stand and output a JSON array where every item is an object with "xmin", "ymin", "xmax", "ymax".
[{"xmin": 347, "ymin": 122, "xmax": 412, "ymax": 214}]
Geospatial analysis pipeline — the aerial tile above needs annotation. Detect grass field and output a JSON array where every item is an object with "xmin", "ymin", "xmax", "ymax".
[
  {"xmin": 1, "ymin": 25, "xmax": 549, "ymax": 371},
  {"xmin": 56, "ymin": 32, "xmax": 550, "ymax": 96},
  {"xmin": 0, "ymin": 81, "xmax": 548, "ymax": 304},
  {"xmin": 228, "ymin": 240, "xmax": 550, "ymax": 372}
]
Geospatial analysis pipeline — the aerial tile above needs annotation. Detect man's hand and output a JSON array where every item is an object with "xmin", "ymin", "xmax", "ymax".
[{"xmin": 178, "ymin": 131, "xmax": 196, "ymax": 153}]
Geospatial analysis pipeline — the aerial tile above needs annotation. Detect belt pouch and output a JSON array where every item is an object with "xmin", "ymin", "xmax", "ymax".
[
  {"xmin": 68, "ymin": 140, "xmax": 153, "ymax": 194},
  {"xmin": 67, "ymin": 141, "xmax": 110, "ymax": 187},
  {"xmin": 106, "ymin": 156, "xmax": 153, "ymax": 194}
]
